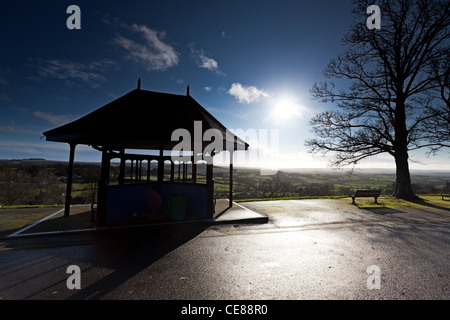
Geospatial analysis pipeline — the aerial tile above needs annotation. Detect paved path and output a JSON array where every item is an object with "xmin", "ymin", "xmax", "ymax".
[{"xmin": 0, "ymin": 199, "xmax": 449, "ymax": 302}]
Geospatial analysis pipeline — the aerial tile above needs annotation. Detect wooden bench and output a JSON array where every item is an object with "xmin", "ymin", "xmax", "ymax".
[
  {"xmin": 442, "ymin": 193, "xmax": 450, "ymax": 200},
  {"xmin": 350, "ymin": 189, "xmax": 381, "ymax": 205}
]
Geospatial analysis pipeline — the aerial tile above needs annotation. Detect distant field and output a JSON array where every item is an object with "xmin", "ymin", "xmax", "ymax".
[
  {"xmin": 1, "ymin": 159, "xmax": 449, "ymax": 206},
  {"xmin": 68, "ymin": 169, "xmax": 449, "ymax": 199},
  {"xmin": 213, "ymin": 166, "xmax": 450, "ymax": 200}
]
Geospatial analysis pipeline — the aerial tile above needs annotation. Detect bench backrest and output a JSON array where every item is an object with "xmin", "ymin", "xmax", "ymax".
[{"xmin": 355, "ymin": 190, "xmax": 381, "ymax": 197}]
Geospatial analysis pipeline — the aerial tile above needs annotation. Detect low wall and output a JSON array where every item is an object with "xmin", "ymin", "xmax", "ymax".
[{"xmin": 105, "ymin": 182, "xmax": 208, "ymax": 225}]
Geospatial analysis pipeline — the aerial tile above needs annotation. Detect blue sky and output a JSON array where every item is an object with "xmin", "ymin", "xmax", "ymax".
[{"xmin": 0, "ymin": 0, "xmax": 448, "ymax": 170}]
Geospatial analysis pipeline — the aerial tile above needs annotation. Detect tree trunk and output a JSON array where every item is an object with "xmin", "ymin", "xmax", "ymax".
[
  {"xmin": 393, "ymin": 150, "xmax": 417, "ymax": 200},
  {"xmin": 392, "ymin": 99, "xmax": 417, "ymax": 200}
]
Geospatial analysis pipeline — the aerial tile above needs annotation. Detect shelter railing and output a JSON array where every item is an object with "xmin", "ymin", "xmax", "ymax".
[{"xmin": 109, "ymin": 153, "xmax": 208, "ymax": 186}]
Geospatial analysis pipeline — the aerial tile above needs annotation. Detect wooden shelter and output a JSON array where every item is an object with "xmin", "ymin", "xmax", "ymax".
[{"xmin": 43, "ymin": 81, "xmax": 248, "ymax": 226}]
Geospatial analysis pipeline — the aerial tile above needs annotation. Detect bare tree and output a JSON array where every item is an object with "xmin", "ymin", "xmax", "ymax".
[
  {"xmin": 306, "ymin": 0, "xmax": 449, "ymax": 200},
  {"xmin": 252, "ymin": 173, "xmax": 295, "ymax": 199},
  {"xmin": 80, "ymin": 165, "xmax": 100, "ymax": 204},
  {"xmin": 33, "ymin": 168, "xmax": 64, "ymax": 205},
  {"xmin": 0, "ymin": 167, "xmax": 33, "ymax": 205},
  {"xmin": 423, "ymin": 53, "xmax": 450, "ymax": 151}
]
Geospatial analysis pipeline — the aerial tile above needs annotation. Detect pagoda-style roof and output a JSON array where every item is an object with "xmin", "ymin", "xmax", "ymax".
[{"xmin": 43, "ymin": 87, "xmax": 248, "ymax": 152}]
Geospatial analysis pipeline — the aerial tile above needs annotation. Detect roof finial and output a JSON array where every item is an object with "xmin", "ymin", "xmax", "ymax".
[
  {"xmin": 137, "ymin": 78, "xmax": 141, "ymax": 90},
  {"xmin": 186, "ymin": 85, "xmax": 190, "ymax": 96}
]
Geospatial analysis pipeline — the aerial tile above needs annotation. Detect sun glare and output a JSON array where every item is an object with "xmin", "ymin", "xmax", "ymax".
[{"xmin": 271, "ymin": 99, "xmax": 302, "ymax": 123}]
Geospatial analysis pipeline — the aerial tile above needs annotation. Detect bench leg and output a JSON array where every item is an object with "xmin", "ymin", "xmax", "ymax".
[
  {"xmin": 351, "ymin": 197, "xmax": 356, "ymax": 205},
  {"xmin": 374, "ymin": 196, "xmax": 380, "ymax": 205}
]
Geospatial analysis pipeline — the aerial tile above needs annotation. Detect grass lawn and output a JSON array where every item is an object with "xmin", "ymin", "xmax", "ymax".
[
  {"xmin": 0, "ymin": 207, "xmax": 62, "ymax": 238},
  {"xmin": 235, "ymin": 195, "xmax": 349, "ymax": 202},
  {"xmin": 0, "ymin": 205, "xmax": 94, "ymax": 238},
  {"xmin": 354, "ymin": 195, "xmax": 450, "ymax": 209}
]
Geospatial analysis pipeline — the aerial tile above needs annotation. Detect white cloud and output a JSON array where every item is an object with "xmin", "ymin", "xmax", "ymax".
[
  {"xmin": 204, "ymin": 86, "xmax": 212, "ymax": 92},
  {"xmin": 115, "ymin": 24, "xmax": 179, "ymax": 71},
  {"xmin": 228, "ymin": 83, "xmax": 271, "ymax": 104},
  {"xmin": 32, "ymin": 111, "xmax": 73, "ymax": 126},
  {"xmin": 200, "ymin": 55, "xmax": 218, "ymax": 70},
  {"xmin": 34, "ymin": 58, "xmax": 116, "ymax": 88},
  {"xmin": 189, "ymin": 44, "xmax": 224, "ymax": 75}
]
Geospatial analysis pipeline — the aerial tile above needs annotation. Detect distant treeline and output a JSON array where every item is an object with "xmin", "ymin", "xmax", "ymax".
[
  {"xmin": 0, "ymin": 162, "xmax": 102, "ymax": 206},
  {"xmin": 0, "ymin": 161, "xmax": 449, "ymax": 206}
]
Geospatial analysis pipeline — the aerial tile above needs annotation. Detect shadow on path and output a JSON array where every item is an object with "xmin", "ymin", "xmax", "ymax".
[
  {"xmin": 411, "ymin": 197, "xmax": 450, "ymax": 212},
  {"xmin": 66, "ymin": 223, "xmax": 209, "ymax": 299},
  {"xmin": 362, "ymin": 207, "xmax": 405, "ymax": 215},
  {"xmin": 1, "ymin": 223, "xmax": 210, "ymax": 300}
]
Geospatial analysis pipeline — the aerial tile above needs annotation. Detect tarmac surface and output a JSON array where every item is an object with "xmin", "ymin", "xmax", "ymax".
[{"xmin": 0, "ymin": 198, "xmax": 449, "ymax": 303}]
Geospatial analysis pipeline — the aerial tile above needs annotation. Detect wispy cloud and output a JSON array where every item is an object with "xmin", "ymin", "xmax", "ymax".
[
  {"xmin": 0, "ymin": 125, "xmax": 42, "ymax": 135},
  {"xmin": 221, "ymin": 30, "xmax": 231, "ymax": 40},
  {"xmin": 0, "ymin": 126, "xmax": 17, "ymax": 133},
  {"xmin": 228, "ymin": 83, "xmax": 271, "ymax": 104},
  {"xmin": 0, "ymin": 140, "xmax": 94, "ymax": 158},
  {"xmin": 204, "ymin": 86, "xmax": 212, "ymax": 92},
  {"xmin": 189, "ymin": 44, "xmax": 225, "ymax": 76},
  {"xmin": 0, "ymin": 140, "xmax": 55, "ymax": 156},
  {"xmin": 32, "ymin": 111, "xmax": 73, "ymax": 126},
  {"xmin": 33, "ymin": 58, "xmax": 116, "ymax": 88},
  {"xmin": 114, "ymin": 24, "xmax": 179, "ymax": 71}
]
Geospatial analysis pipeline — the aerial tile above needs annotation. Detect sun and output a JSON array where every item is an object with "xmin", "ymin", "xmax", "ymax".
[{"xmin": 271, "ymin": 99, "xmax": 302, "ymax": 123}]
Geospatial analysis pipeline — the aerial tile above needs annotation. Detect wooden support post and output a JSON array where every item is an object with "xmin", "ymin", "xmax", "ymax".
[
  {"xmin": 130, "ymin": 160, "xmax": 133, "ymax": 181},
  {"xmin": 64, "ymin": 143, "xmax": 76, "ymax": 217},
  {"xmin": 138, "ymin": 160, "xmax": 142, "ymax": 181},
  {"xmin": 192, "ymin": 159, "xmax": 197, "ymax": 183},
  {"xmin": 229, "ymin": 162, "xmax": 233, "ymax": 208},
  {"xmin": 206, "ymin": 163, "xmax": 214, "ymax": 218},
  {"xmin": 118, "ymin": 149, "xmax": 125, "ymax": 185},
  {"xmin": 135, "ymin": 159, "xmax": 139, "ymax": 183},
  {"xmin": 227, "ymin": 150, "xmax": 234, "ymax": 208},
  {"xmin": 96, "ymin": 148, "xmax": 110, "ymax": 227},
  {"xmin": 158, "ymin": 145, "xmax": 164, "ymax": 182}
]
